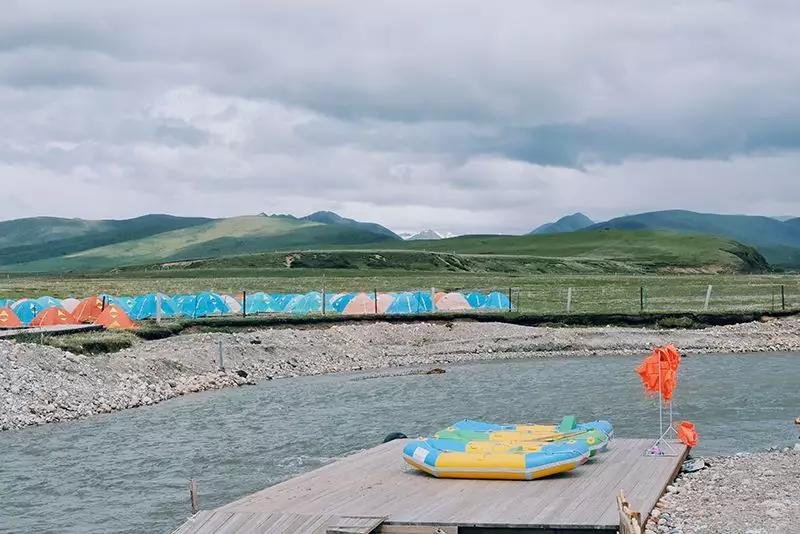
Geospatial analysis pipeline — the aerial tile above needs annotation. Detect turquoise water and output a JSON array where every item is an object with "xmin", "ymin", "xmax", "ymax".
[{"xmin": 1, "ymin": 353, "xmax": 797, "ymax": 533}]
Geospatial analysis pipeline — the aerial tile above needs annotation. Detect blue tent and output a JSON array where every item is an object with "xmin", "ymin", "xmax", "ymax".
[
  {"xmin": 244, "ymin": 292, "xmax": 272, "ymax": 314},
  {"xmin": 287, "ymin": 292, "xmax": 323, "ymax": 314},
  {"xmin": 481, "ymin": 291, "xmax": 512, "ymax": 310},
  {"xmin": 329, "ymin": 293, "xmax": 356, "ymax": 313},
  {"xmin": 35, "ymin": 296, "xmax": 62, "ymax": 309},
  {"xmin": 386, "ymin": 292, "xmax": 416, "ymax": 314},
  {"xmin": 115, "ymin": 296, "xmax": 136, "ymax": 312},
  {"xmin": 269, "ymin": 293, "xmax": 300, "ymax": 313},
  {"xmin": 12, "ymin": 299, "xmax": 43, "ymax": 325},
  {"xmin": 172, "ymin": 295, "xmax": 195, "ymax": 317},
  {"xmin": 410, "ymin": 291, "xmax": 434, "ymax": 313},
  {"xmin": 130, "ymin": 293, "xmax": 177, "ymax": 320},
  {"xmin": 465, "ymin": 292, "xmax": 487, "ymax": 308},
  {"xmin": 193, "ymin": 292, "xmax": 230, "ymax": 317}
]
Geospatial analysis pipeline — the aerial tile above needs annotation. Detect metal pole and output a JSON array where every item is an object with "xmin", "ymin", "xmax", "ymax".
[
  {"xmin": 781, "ymin": 285, "xmax": 786, "ymax": 310},
  {"xmin": 374, "ymin": 289, "xmax": 378, "ymax": 314},
  {"xmin": 640, "ymin": 286, "xmax": 644, "ymax": 313},
  {"xmin": 508, "ymin": 287, "xmax": 512, "ymax": 311},
  {"xmin": 242, "ymin": 291, "xmax": 247, "ymax": 317},
  {"xmin": 101, "ymin": 296, "xmax": 106, "ymax": 311}
]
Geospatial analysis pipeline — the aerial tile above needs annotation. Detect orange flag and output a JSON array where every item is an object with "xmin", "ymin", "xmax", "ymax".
[
  {"xmin": 636, "ymin": 345, "xmax": 681, "ymax": 401},
  {"xmin": 677, "ymin": 421, "xmax": 698, "ymax": 447}
]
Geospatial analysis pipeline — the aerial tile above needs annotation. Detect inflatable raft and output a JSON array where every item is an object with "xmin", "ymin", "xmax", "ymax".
[
  {"xmin": 435, "ymin": 417, "xmax": 613, "ymax": 456},
  {"xmin": 403, "ymin": 438, "xmax": 590, "ymax": 480}
]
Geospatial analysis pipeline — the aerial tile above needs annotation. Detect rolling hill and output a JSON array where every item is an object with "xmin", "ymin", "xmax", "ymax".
[
  {"xmin": 300, "ymin": 211, "xmax": 400, "ymax": 240},
  {"xmin": 142, "ymin": 229, "xmax": 769, "ymax": 275},
  {"xmin": 0, "ymin": 214, "xmax": 212, "ymax": 266},
  {"xmin": 585, "ymin": 210, "xmax": 800, "ymax": 267},
  {"xmin": 529, "ymin": 213, "xmax": 594, "ymax": 235},
  {"xmin": 3, "ymin": 214, "xmax": 397, "ymax": 272}
]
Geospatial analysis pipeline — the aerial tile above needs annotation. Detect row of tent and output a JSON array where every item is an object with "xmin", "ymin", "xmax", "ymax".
[{"xmin": 0, "ymin": 290, "xmax": 512, "ymax": 329}]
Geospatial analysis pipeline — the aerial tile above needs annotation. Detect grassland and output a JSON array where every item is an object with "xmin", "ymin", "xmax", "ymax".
[{"xmin": 3, "ymin": 270, "xmax": 799, "ymax": 315}]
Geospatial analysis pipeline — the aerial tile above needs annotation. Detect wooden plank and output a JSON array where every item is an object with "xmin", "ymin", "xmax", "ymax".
[
  {"xmin": 177, "ymin": 438, "xmax": 685, "ymax": 533},
  {"xmin": 326, "ymin": 515, "xmax": 386, "ymax": 533}
]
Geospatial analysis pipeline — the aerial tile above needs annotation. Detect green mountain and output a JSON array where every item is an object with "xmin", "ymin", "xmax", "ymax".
[
  {"xmin": 0, "ymin": 214, "xmax": 212, "ymax": 266},
  {"xmin": 529, "ymin": 213, "xmax": 594, "ymax": 235},
  {"xmin": 586, "ymin": 210, "xmax": 800, "ymax": 267},
  {"xmin": 156, "ymin": 229, "xmax": 769, "ymax": 274},
  {"xmin": 300, "ymin": 211, "xmax": 401, "ymax": 240},
  {"xmin": 4, "ymin": 214, "xmax": 395, "ymax": 272}
]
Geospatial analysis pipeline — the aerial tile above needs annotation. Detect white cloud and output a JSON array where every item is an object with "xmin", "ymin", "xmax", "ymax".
[{"xmin": 1, "ymin": 1, "xmax": 799, "ymax": 232}]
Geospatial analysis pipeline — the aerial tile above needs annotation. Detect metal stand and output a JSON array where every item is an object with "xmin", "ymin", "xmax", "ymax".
[{"xmin": 645, "ymin": 359, "xmax": 679, "ymax": 456}]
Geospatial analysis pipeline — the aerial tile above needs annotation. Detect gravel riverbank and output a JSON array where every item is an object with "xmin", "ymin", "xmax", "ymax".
[
  {"xmin": 2, "ymin": 317, "xmax": 799, "ymax": 430},
  {"xmin": 646, "ymin": 449, "xmax": 800, "ymax": 534}
]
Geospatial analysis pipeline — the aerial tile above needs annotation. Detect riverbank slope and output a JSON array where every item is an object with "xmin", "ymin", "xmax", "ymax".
[{"xmin": 2, "ymin": 317, "xmax": 799, "ymax": 430}]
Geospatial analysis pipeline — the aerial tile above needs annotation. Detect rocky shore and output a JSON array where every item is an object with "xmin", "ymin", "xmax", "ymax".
[
  {"xmin": 2, "ymin": 317, "xmax": 800, "ymax": 430},
  {"xmin": 646, "ymin": 449, "xmax": 800, "ymax": 534}
]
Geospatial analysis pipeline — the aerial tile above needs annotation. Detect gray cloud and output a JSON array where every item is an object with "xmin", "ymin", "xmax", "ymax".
[{"xmin": 1, "ymin": 0, "xmax": 799, "ymax": 234}]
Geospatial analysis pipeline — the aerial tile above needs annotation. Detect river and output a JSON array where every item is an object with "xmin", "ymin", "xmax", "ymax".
[{"xmin": 1, "ymin": 352, "xmax": 797, "ymax": 533}]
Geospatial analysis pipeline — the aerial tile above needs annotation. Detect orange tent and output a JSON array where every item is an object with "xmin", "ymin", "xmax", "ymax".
[
  {"xmin": 435, "ymin": 292, "xmax": 472, "ymax": 311},
  {"xmin": 342, "ymin": 293, "xmax": 378, "ymax": 315},
  {"xmin": 94, "ymin": 304, "xmax": 136, "ymax": 329},
  {"xmin": 0, "ymin": 307, "xmax": 22, "ymax": 328},
  {"xmin": 29, "ymin": 307, "xmax": 78, "ymax": 327},
  {"xmin": 73, "ymin": 296, "xmax": 106, "ymax": 323},
  {"xmin": 636, "ymin": 344, "xmax": 681, "ymax": 401}
]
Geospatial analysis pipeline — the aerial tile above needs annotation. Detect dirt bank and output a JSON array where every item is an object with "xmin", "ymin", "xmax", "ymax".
[
  {"xmin": 647, "ymin": 449, "xmax": 800, "ymax": 534},
  {"xmin": 2, "ymin": 317, "xmax": 799, "ymax": 430}
]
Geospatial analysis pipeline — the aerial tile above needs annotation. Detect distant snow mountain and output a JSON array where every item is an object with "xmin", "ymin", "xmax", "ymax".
[{"xmin": 401, "ymin": 229, "xmax": 457, "ymax": 240}]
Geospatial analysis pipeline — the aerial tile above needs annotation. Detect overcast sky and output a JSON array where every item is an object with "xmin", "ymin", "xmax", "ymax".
[{"xmin": 2, "ymin": 1, "xmax": 800, "ymax": 234}]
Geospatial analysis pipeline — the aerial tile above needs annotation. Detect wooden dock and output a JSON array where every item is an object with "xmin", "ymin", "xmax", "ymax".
[{"xmin": 175, "ymin": 438, "xmax": 686, "ymax": 534}]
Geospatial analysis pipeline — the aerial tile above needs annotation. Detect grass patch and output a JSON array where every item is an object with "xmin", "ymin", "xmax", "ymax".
[{"xmin": 23, "ymin": 331, "xmax": 139, "ymax": 355}]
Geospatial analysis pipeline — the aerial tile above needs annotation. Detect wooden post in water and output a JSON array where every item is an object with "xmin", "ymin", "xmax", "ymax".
[
  {"xmin": 704, "ymin": 285, "xmax": 713, "ymax": 311},
  {"xmin": 189, "ymin": 479, "xmax": 199, "ymax": 515},
  {"xmin": 242, "ymin": 291, "xmax": 247, "ymax": 317},
  {"xmin": 566, "ymin": 287, "xmax": 573, "ymax": 314},
  {"xmin": 217, "ymin": 338, "xmax": 224, "ymax": 371}
]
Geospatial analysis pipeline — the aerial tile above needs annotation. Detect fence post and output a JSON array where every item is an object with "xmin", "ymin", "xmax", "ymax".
[
  {"xmin": 703, "ymin": 285, "xmax": 713, "ymax": 311},
  {"xmin": 566, "ymin": 287, "xmax": 573, "ymax": 314},
  {"xmin": 156, "ymin": 293, "xmax": 162, "ymax": 324},
  {"xmin": 189, "ymin": 479, "xmax": 199, "ymax": 515},
  {"xmin": 242, "ymin": 291, "xmax": 247, "ymax": 317},
  {"xmin": 781, "ymin": 285, "xmax": 786, "ymax": 310}
]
